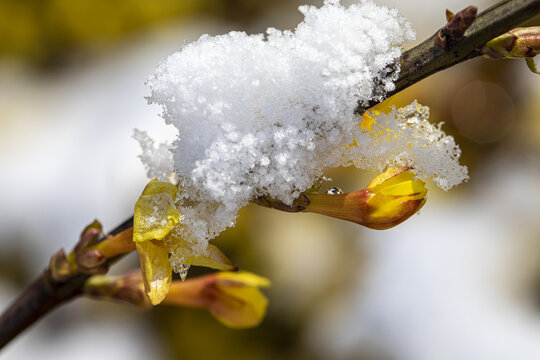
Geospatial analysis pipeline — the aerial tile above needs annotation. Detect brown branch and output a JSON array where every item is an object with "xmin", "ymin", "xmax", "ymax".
[
  {"xmin": 0, "ymin": 216, "xmax": 134, "ymax": 350},
  {"xmin": 358, "ymin": 0, "xmax": 540, "ymax": 112},
  {"xmin": 435, "ymin": 6, "xmax": 478, "ymax": 50}
]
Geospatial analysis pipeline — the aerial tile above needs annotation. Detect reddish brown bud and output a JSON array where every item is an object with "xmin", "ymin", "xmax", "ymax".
[
  {"xmin": 49, "ymin": 249, "xmax": 73, "ymax": 282},
  {"xmin": 83, "ymin": 272, "xmax": 151, "ymax": 309},
  {"xmin": 436, "ymin": 6, "xmax": 477, "ymax": 50},
  {"xmin": 75, "ymin": 249, "xmax": 107, "ymax": 272},
  {"xmin": 75, "ymin": 220, "xmax": 103, "ymax": 252}
]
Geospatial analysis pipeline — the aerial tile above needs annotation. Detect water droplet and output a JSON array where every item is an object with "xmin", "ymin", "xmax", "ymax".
[
  {"xmin": 326, "ymin": 187, "xmax": 343, "ymax": 195},
  {"xmin": 171, "ymin": 260, "xmax": 191, "ymax": 281},
  {"xmin": 179, "ymin": 264, "xmax": 190, "ymax": 281},
  {"xmin": 174, "ymin": 264, "xmax": 190, "ymax": 281}
]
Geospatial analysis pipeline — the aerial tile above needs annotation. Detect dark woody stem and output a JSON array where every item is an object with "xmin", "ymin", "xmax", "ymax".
[
  {"xmin": 357, "ymin": 0, "xmax": 540, "ymax": 113},
  {"xmin": 251, "ymin": 193, "xmax": 310, "ymax": 212},
  {"xmin": 0, "ymin": 217, "xmax": 134, "ymax": 350}
]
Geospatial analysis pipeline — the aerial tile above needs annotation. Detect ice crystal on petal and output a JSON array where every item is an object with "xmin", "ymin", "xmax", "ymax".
[{"xmin": 344, "ymin": 101, "xmax": 468, "ymax": 190}]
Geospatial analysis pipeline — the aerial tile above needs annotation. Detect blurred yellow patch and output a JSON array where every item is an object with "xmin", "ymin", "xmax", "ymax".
[{"xmin": 0, "ymin": 0, "xmax": 290, "ymax": 63}]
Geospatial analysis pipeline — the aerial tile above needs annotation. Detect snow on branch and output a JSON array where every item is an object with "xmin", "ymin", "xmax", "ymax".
[{"xmin": 137, "ymin": 0, "xmax": 467, "ymax": 260}]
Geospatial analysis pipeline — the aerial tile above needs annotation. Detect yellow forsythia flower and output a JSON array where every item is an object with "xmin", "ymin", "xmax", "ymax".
[
  {"xmin": 84, "ymin": 271, "xmax": 270, "ymax": 329},
  {"xmin": 133, "ymin": 180, "xmax": 235, "ymax": 305},
  {"xmin": 163, "ymin": 271, "xmax": 271, "ymax": 329},
  {"xmin": 303, "ymin": 167, "xmax": 427, "ymax": 229}
]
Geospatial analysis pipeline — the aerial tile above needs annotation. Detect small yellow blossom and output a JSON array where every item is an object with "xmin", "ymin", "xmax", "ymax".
[
  {"xmin": 303, "ymin": 167, "xmax": 427, "ymax": 229},
  {"xmin": 362, "ymin": 166, "xmax": 427, "ymax": 229},
  {"xmin": 163, "ymin": 271, "xmax": 271, "ymax": 329},
  {"xmin": 133, "ymin": 180, "xmax": 235, "ymax": 305}
]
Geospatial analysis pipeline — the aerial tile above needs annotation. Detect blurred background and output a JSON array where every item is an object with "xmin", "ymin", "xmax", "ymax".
[{"xmin": 1, "ymin": 0, "xmax": 540, "ymax": 359}]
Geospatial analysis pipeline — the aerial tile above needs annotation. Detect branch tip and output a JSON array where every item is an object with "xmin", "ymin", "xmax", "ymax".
[
  {"xmin": 446, "ymin": 9, "xmax": 455, "ymax": 22},
  {"xmin": 436, "ymin": 6, "xmax": 478, "ymax": 50}
]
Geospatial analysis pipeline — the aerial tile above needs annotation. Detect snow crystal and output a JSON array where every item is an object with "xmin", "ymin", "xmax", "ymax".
[
  {"xmin": 132, "ymin": 129, "xmax": 174, "ymax": 182},
  {"xmin": 345, "ymin": 101, "xmax": 468, "ymax": 190},
  {"xmin": 136, "ymin": 0, "xmax": 467, "ymax": 261}
]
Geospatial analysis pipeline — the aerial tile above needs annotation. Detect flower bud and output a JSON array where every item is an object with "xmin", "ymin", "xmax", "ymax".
[
  {"xmin": 163, "ymin": 271, "xmax": 270, "ymax": 329},
  {"xmin": 75, "ymin": 249, "xmax": 107, "ymax": 274},
  {"xmin": 482, "ymin": 27, "xmax": 540, "ymax": 59},
  {"xmin": 303, "ymin": 167, "xmax": 427, "ymax": 229},
  {"xmin": 83, "ymin": 272, "xmax": 152, "ymax": 309},
  {"xmin": 482, "ymin": 27, "xmax": 540, "ymax": 74},
  {"xmin": 49, "ymin": 249, "xmax": 73, "ymax": 282},
  {"xmin": 74, "ymin": 220, "xmax": 103, "ymax": 252}
]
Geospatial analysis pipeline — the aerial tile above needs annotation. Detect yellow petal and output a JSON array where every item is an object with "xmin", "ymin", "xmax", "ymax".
[
  {"xmin": 211, "ymin": 271, "xmax": 271, "ymax": 328},
  {"xmin": 367, "ymin": 169, "xmax": 427, "ymax": 211},
  {"xmin": 368, "ymin": 197, "xmax": 426, "ymax": 218},
  {"xmin": 185, "ymin": 244, "xmax": 236, "ymax": 271},
  {"xmin": 133, "ymin": 179, "xmax": 181, "ymax": 243},
  {"xmin": 166, "ymin": 230, "xmax": 236, "ymax": 271},
  {"xmin": 370, "ymin": 180, "xmax": 427, "ymax": 200},
  {"xmin": 365, "ymin": 169, "xmax": 427, "ymax": 229},
  {"xmin": 210, "ymin": 286, "xmax": 268, "ymax": 329},
  {"xmin": 217, "ymin": 271, "xmax": 271, "ymax": 288},
  {"xmin": 365, "ymin": 167, "xmax": 413, "ymax": 192},
  {"xmin": 136, "ymin": 241, "xmax": 172, "ymax": 305}
]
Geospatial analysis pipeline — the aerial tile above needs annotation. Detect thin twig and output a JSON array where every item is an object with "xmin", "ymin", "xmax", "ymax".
[
  {"xmin": 0, "ymin": 216, "xmax": 134, "ymax": 350},
  {"xmin": 358, "ymin": 0, "xmax": 540, "ymax": 113}
]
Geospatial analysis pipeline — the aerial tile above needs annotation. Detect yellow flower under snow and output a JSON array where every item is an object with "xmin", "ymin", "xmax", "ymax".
[{"xmin": 133, "ymin": 179, "xmax": 235, "ymax": 305}]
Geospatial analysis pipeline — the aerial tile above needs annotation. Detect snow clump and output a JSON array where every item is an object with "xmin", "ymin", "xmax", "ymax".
[{"xmin": 136, "ymin": 0, "xmax": 467, "ymax": 264}]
